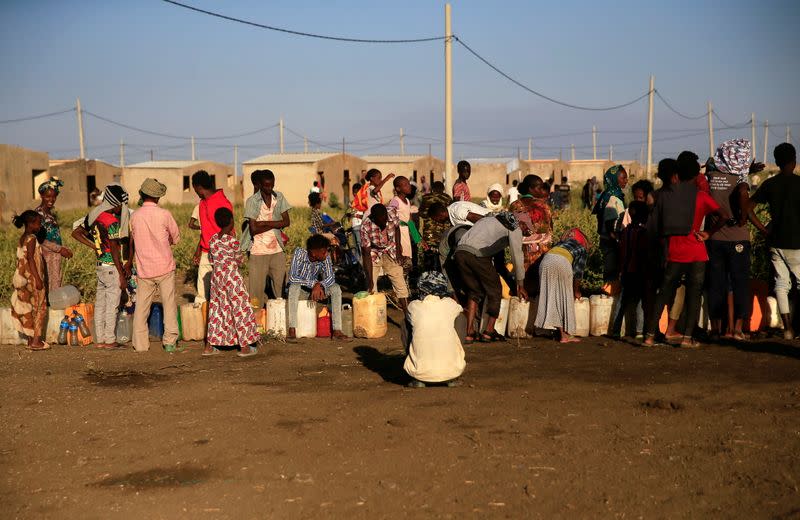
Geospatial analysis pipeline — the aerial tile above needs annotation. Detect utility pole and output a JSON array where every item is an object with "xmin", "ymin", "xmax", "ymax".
[
  {"xmin": 233, "ymin": 144, "xmax": 238, "ymax": 179},
  {"xmin": 559, "ymin": 148, "xmax": 563, "ymax": 162},
  {"xmin": 751, "ymin": 113, "xmax": 756, "ymax": 159},
  {"xmin": 592, "ymin": 125, "xmax": 597, "ymax": 160},
  {"xmin": 517, "ymin": 147, "xmax": 521, "ymax": 160},
  {"xmin": 119, "ymin": 139, "xmax": 125, "ymax": 167},
  {"xmin": 787, "ymin": 126, "xmax": 792, "ymax": 144},
  {"xmin": 428, "ymin": 143, "xmax": 432, "ymax": 157},
  {"xmin": 400, "ymin": 128, "xmax": 405, "ymax": 155},
  {"xmin": 640, "ymin": 145, "xmax": 644, "ymax": 165},
  {"xmin": 646, "ymin": 75, "xmax": 654, "ymax": 176},
  {"xmin": 304, "ymin": 136, "xmax": 308, "ymax": 153},
  {"xmin": 444, "ymin": 3, "xmax": 453, "ymax": 189},
  {"xmin": 528, "ymin": 138, "xmax": 532, "ymax": 160},
  {"xmin": 150, "ymin": 149, "xmax": 154, "ymax": 161},
  {"xmin": 342, "ymin": 137, "xmax": 345, "ymax": 155},
  {"xmin": 707, "ymin": 101, "xmax": 715, "ymax": 158},
  {"xmin": 279, "ymin": 117, "xmax": 284, "ymax": 153},
  {"xmin": 763, "ymin": 120, "xmax": 769, "ymax": 165},
  {"xmin": 76, "ymin": 98, "xmax": 86, "ymax": 159},
  {"xmin": 571, "ymin": 144, "xmax": 575, "ymax": 161},
  {"xmin": 609, "ymin": 144, "xmax": 613, "ymax": 161},
  {"xmin": 191, "ymin": 136, "xmax": 196, "ymax": 161}
]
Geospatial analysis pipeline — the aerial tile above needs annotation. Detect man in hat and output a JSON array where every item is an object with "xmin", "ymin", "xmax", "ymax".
[{"xmin": 129, "ymin": 178, "xmax": 181, "ymax": 352}]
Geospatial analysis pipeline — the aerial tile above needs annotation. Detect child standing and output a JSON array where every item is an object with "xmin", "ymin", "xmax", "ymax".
[
  {"xmin": 610, "ymin": 201, "xmax": 650, "ymax": 338},
  {"xmin": 452, "ymin": 161, "xmax": 472, "ymax": 201},
  {"xmin": 204, "ymin": 208, "xmax": 261, "ymax": 357},
  {"xmin": 388, "ymin": 176, "xmax": 420, "ymax": 271},
  {"xmin": 11, "ymin": 211, "xmax": 48, "ymax": 350}
]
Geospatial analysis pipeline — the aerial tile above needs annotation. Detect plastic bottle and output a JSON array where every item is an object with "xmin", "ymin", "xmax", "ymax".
[
  {"xmin": 57, "ymin": 316, "xmax": 70, "ymax": 345},
  {"xmin": 72, "ymin": 310, "xmax": 91, "ymax": 337},
  {"xmin": 68, "ymin": 322, "xmax": 80, "ymax": 346},
  {"xmin": 148, "ymin": 303, "xmax": 164, "ymax": 340},
  {"xmin": 341, "ymin": 304, "xmax": 354, "ymax": 337},
  {"xmin": 115, "ymin": 310, "xmax": 132, "ymax": 344}
]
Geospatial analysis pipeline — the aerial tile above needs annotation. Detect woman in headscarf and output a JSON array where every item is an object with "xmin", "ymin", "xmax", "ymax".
[
  {"xmin": 403, "ymin": 271, "xmax": 466, "ymax": 388},
  {"xmin": 34, "ymin": 178, "xmax": 73, "ymax": 292},
  {"xmin": 510, "ymin": 174, "xmax": 554, "ymax": 271},
  {"xmin": 704, "ymin": 139, "xmax": 765, "ymax": 341},
  {"xmin": 534, "ymin": 228, "xmax": 591, "ymax": 343},
  {"xmin": 481, "ymin": 183, "xmax": 505, "ymax": 211},
  {"xmin": 592, "ymin": 165, "xmax": 628, "ymax": 289}
]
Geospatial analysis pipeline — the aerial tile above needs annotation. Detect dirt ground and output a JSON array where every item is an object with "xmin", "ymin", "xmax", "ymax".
[{"xmin": 1, "ymin": 308, "xmax": 799, "ymax": 519}]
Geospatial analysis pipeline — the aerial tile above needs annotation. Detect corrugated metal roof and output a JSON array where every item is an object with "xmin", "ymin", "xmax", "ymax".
[
  {"xmin": 361, "ymin": 154, "xmax": 430, "ymax": 163},
  {"xmin": 125, "ymin": 160, "xmax": 207, "ymax": 169},
  {"xmin": 243, "ymin": 152, "xmax": 338, "ymax": 165}
]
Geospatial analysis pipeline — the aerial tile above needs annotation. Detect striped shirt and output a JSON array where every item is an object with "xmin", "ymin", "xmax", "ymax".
[{"xmin": 288, "ymin": 247, "xmax": 335, "ymax": 290}]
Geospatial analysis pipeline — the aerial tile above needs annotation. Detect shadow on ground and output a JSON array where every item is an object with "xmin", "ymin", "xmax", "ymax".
[{"xmin": 353, "ymin": 346, "xmax": 409, "ymax": 386}]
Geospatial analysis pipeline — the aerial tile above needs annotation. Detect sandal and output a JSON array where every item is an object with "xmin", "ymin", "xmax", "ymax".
[
  {"xmin": 477, "ymin": 333, "xmax": 492, "ymax": 343},
  {"xmin": 487, "ymin": 331, "xmax": 506, "ymax": 342},
  {"xmin": 463, "ymin": 335, "xmax": 476, "ymax": 345},
  {"xmin": 237, "ymin": 346, "xmax": 258, "ymax": 358},
  {"xmin": 201, "ymin": 347, "xmax": 221, "ymax": 357},
  {"xmin": 27, "ymin": 342, "xmax": 50, "ymax": 351},
  {"xmin": 680, "ymin": 338, "xmax": 702, "ymax": 349}
]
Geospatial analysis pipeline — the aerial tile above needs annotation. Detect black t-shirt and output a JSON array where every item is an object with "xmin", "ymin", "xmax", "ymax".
[{"xmin": 751, "ymin": 172, "xmax": 800, "ymax": 249}]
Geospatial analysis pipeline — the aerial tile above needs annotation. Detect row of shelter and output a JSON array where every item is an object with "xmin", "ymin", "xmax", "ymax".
[{"xmin": 0, "ymin": 142, "xmax": 650, "ymax": 221}]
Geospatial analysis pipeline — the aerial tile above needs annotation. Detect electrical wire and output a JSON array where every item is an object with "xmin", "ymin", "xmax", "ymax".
[
  {"xmin": 0, "ymin": 108, "xmax": 74, "ymax": 124},
  {"xmin": 654, "ymin": 90, "xmax": 706, "ymax": 120},
  {"xmin": 454, "ymin": 37, "xmax": 650, "ymax": 111},
  {"xmin": 84, "ymin": 110, "xmax": 279, "ymax": 140},
  {"xmin": 161, "ymin": 0, "xmax": 445, "ymax": 43}
]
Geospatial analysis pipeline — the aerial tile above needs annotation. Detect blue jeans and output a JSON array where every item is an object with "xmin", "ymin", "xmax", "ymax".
[{"xmin": 287, "ymin": 283, "xmax": 343, "ymax": 331}]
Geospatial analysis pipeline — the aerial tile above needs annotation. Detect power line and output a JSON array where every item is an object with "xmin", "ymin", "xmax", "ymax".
[
  {"xmin": 654, "ymin": 90, "xmax": 706, "ymax": 120},
  {"xmin": 161, "ymin": 0, "xmax": 445, "ymax": 43},
  {"xmin": 84, "ymin": 110, "xmax": 279, "ymax": 140},
  {"xmin": 453, "ymin": 36, "xmax": 650, "ymax": 111},
  {"xmin": 0, "ymin": 107, "xmax": 74, "ymax": 124}
]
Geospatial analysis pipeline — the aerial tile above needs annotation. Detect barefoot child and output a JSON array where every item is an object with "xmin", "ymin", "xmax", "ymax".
[
  {"xmin": 203, "ymin": 207, "xmax": 261, "ymax": 357},
  {"xmin": 11, "ymin": 211, "xmax": 48, "ymax": 350}
]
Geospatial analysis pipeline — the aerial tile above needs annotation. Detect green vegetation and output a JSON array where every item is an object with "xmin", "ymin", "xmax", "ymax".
[{"xmin": 0, "ymin": 191, "xmax": 771, "ymax": 306}]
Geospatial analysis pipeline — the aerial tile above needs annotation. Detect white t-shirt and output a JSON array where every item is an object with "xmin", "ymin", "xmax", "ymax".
[
  {"xmin": 508, "ymin": 186, "xmax": 519, "ymax": 204},
  {"xmin": 448, "ymin": 201, "xmax": 490, "ymax": 227},
  {"xmin": 404, "ymin": 295, "xmax": 466, "ymax": 383},
  {"xmin": 251, "ymin": 201, "xmax": 281, "ymax": 255}
]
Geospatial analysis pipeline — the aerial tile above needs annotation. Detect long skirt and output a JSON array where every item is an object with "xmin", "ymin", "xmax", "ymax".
[{"xmin": 534, "ymin": 253, "xmax": 576, "ymax": 334}]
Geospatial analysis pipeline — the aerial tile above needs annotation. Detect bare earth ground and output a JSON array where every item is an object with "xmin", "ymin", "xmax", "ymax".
[{"xmin": 1, "ymin": 308, "xmax": 800, "ymax": 519}]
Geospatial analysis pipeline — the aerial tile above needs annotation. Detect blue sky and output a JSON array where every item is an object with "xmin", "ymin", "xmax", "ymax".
[{"xmin": 1, "ymin": 0, "xmax": 798, "ymax": 165}]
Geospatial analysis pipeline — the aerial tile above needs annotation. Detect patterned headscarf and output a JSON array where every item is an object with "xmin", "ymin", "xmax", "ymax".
[
  {"xmin": 84, "ymin": 183, "xmax": 131, "ymax": 238},
  {"xmin": 38, "ymin": 177, "xmax": 64, "ymax": 195},
  {"xmin": 494, "ymin": 211, "xmax": 518, "ymax": 231},
  {"xmin": 713, "ymin": 139, "xmax": 752, "ymax": 184},
  {"xmin": 560, "ymin": 227, "xmax": 590, "ymax": 250},
  {"xmin": 593, "ymin": 165, "xmax": 626, "ymax": 215},
  {"xmin": 418, "ymin": 271, "xmax": 450, "ymax": 298}
]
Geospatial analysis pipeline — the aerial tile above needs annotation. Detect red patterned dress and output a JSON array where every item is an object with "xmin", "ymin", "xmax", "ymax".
[{"xmin": 206, "ymin": 232, "xmax": 261, "ymax": 348}]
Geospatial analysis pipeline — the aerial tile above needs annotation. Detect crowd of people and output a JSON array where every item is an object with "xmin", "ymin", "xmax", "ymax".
[{"xmin": 8, "ymin": 140, "xmax": 800, "ymax": 386}]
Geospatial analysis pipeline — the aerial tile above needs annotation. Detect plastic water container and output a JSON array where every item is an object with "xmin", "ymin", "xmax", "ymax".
[
  {"xmin": 574, "ymin": 298, "xmax": 590, "ymax": 337},
  {"xmin": 353, "ymin": 293, "xmax": 387, "ymax": 339},
  {"xmin": 766, "ymin": 296, "xmax": 782, "ymax": 329},
  {"xmin": 295, "ymin": 300, "xmax": 318, "ymax": 338},
  {"xmin": 316, "ymin": 306, "xmax": 332, "ymax": 338},
  {"xmin": 341, "ymin": 304, "xmax": 354, "ymax": 337},
  {"xmin": 0, "ymin": 308, "xmax": 26, "ymax": 345},
  {"xmin": 49, "ymin": 285, "xmax": 80, "ymax": 310},
  {"xmin": 115, "ymin": 310, "xmax": 132, "ymax": 344},
  {"xmin": 507, "ymin": 297, "xmax": 531, "ymax": 339},
  {"xmin": 589, "ymin": 295, "xmax": 613, "ymax": 336},
  {"xmin": 255, "ymin": 308, "xmax": 267, "ymax": 335},
  {"xmin": 45, "ymin": 308, "xmax": 65, "ymax": 344},
  {"xmin": 266, "ymin": 298, "xmax": 287, "ymax": 337},
  {"xmin": 180, "ymin": 303, "xmax": 206, "ymax": 341},
  {"xmin": 480, "ymin": 298, "xmax": 510, "ymax": 337},
  {"xmin": 66, "ymin": 304, "xmax": 94, "ymax": 345},
  {"xmin": 148, "ymin": 303, "xmax": 164, "ymax": 340}
]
